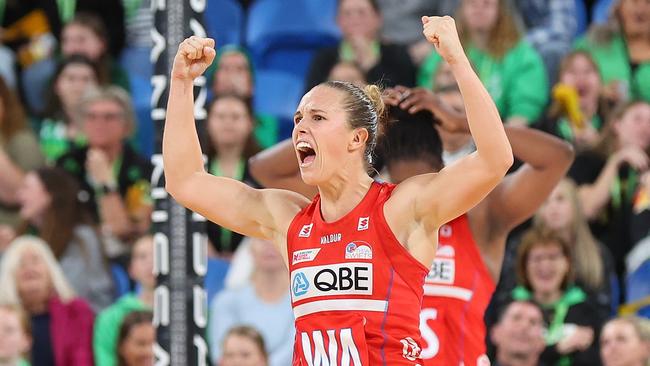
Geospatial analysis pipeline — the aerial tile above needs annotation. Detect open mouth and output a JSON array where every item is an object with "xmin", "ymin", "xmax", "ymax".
[{"xmin": 296, "ymin": 141, "xmax": 316, "ymax": 166}]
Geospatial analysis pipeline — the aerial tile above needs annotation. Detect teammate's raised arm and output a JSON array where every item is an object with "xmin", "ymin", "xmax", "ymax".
[{"xmin": 388, "ymin": 16, "xmax": 513, "ymax": 232}]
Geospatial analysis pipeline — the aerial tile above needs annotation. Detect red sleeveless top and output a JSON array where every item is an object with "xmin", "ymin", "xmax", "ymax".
[
  {"xmin": 420, "ymin": 214, "xmax": 495, "ymax": 366},
  {"xmin": 287, "ymin": 181, "xmax": 429, "ymax": 365}
]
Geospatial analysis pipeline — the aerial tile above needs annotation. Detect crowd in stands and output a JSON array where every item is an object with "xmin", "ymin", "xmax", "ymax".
[{"xmin": 0, "ymin": 0, "xmax": 648, "ymax": 365}]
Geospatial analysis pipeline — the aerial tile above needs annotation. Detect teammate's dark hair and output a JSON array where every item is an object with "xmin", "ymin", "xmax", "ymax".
[{"xmin": 380, "ymin": 106, "xmax": 444, "ymax": 172}]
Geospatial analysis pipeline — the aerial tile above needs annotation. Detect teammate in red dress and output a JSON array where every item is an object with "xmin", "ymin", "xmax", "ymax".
[
  {"xmin": 163, "ymin": 17, "xmax": 514, "ymax": 365},
  {"xmin": 380, "ymin": 90, "xmax": 574, "ymax": 366}
]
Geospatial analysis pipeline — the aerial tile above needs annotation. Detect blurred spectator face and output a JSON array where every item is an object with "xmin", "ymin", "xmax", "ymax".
[
  {"xmin": 559, "ymin": 54, "xmax": 601, "ymax": 106},
  {"xmin": 213, "ymin": 52, "xmax": 253, "ymax": 98},
  {"xmin": 129, "ymin": 236, "xmax": 155, "ymax": 289},
  {"xmin": 462, "ymin": 0, "xmax": 499, "ymax": 34},
  {"xmin": 619, "ymin": 0, "xmax": 650, "ymax": 39},
  {"xmin": 526, "ymin": 242, "xmax": 570, "ymax": 295},
  {"xmin": 118, "ymin": 322, "xmax": 155, "ymax": 366},
  {"xmin": 207, "ymin": 97, "xmax": 254, "ymax": 151},
  {"xmin": 613, "ymin": 102, "xmax": 650, "ymax": 151},
  {"xmin": 221, "ymin": 334, "xmax": 268, "ymax": 366},
  {"xmin": 491, "ymin": 301, "xmax": 546, "ymax": 360},
  {"xmin": 328, "ymin": 62, "xmax": 366, "ymax": 87},
  {"xmin": 82, "ymin": 99, "xmax": 129, "ymax": 149},
  {"xmin": 0, "ymin": 307, "xmax": 30, "ymax": 363},
  {"xmin": 61, "ymin": 23, "xmax": 107, "ymax": 61},
  {"xmin": 250, "ymin": 238, "xmax": 284, "ymax": 273},
  {"xmin": 337, "ymin": 0, "xmax": 382, "ymax": 40},
  {"xmin": 538, "ymin": 181, "xmax": 574, "ymax": 231},
  {"xmin": 56, "ymin": 63, "xmax": 99, "ymax": 112},
  {"xmin": 16, "ymin": 173, "xmax": 51, "ymax": 223},
  {"xmin": 16, "ymin": 248, "xmax": 53, "ymax": 309},
  {"xmin": 601, "ymin": 319, "xmax": 650, "ymax": 366}
]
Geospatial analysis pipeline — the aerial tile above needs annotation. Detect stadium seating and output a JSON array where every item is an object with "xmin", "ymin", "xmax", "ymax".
[
  {"xmin": 592, "ymin": 0, "xmax": 614, "ymax": 24},
  {"xmin": 246, "ymin": 0, "xmax": 340, "ymax": 78},
  {"xmin": 205, "ymin": 257, "xmax": 231, "ymax": 305},
  {"xmin": 626, "ymin": 260, "xmax": 650, "ymax": 303},
  {"xmin": 205, "ymin": 0, "xmax": 245, "ymax": 46},
  {"xmin": 254, "ymin": 69, "xmax": 305, "ymax": 139},
  {"xmin": 111, "ymin": 263, "xmax": 132, "ymax": 299},
  {"xmin": 574, "ymin": 0, "xmax": 588, "ymax": 37}
]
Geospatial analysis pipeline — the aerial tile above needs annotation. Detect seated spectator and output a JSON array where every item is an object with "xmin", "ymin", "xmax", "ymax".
[
  {"xmin": 115, "ymin": 310, "xmax": 154, "ymax": 366},
  {"xmin": 327, "ymin": 61, "xmax": 367, "ymax": 87},
  {"xmin": 514, "ymin": 0, "xmax": 578, "ymax": 84},
  {"xmin": 38, "ymin": 55, "xmax": 100, "ymax": 163},
  {"xmin": 22, "ymin": 11, "xmax": 128, "ymax": 115},
  {"xmin": 377, "ymin": 0, "xmax": 451, "ymax": 65},
  {"xmin": 537, "ymin": 51, "xmax": 609, "ymax": 152},
  {"xmin": 0, "ymin": 77, "xmax": 44, "ymax": 229},
  {"xmin": 204, "ymin": 96, "xmax": 260, "ymax": 257},
  {"xmin": 13, "ymin": 167, "xmax": 114, "ymax": 312},
  {"xmin": 220, "ymin": 325, "xmax": 269, "ymax": 366},
  {"xmin": 56, "ymin": 86, "xmax": 152, "ymax": 252},
  {"xmin": 418, "ymin": 0, "xmax": 549, "ymax": 126},
  {"xmin": 600, "ymin": 315, "xmax": 650, "ymax": 366},
  {"xmin": 0, "ymin": 235, "xmax": 94, "ymax": 366},
  {"xmin": 0, "ymin": 304, "xmax": 32, "ymax": 366},
  {"xmin": 511, "ymin": 227, "xmax": 603, "ymax": 366},
  {"xmin": 305, "ymin": 0, "xmax": 416, "ymax": 90},
  {"xmin": 208, "ymin": 238, "xmax": 293, "ymax": 366},
  {"xmin": 575, "ymin": 0, "xmax": 650, "ymax": 103},
  {"xmin": 490, "ymin": 300, "xmax": 546, "ymax": 366},
  {"xmin": 569, "ymin": 101, "xmax": 650, "ymax": 279},
  {"xmin": 210, "ymin": 46, "xmax": 277, "ymax": 148},
  {"xmin": 534, "ymin": 178, "xmax": 616, "ymax": 318},
  {"xmin": 94, "ymin": 235, "xmax": 154, "ymax": 366},
  {"xmin": 60, "ymin": 13, "xmax": 130, "ymax": 91}
]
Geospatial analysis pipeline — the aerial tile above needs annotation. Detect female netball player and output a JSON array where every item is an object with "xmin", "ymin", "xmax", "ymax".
[{"xmin": 163, "ymin": 16, "xmax": 513, "ymax": 365}]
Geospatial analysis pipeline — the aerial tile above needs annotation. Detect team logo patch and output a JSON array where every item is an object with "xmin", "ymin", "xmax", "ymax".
[
  {"xmin": 292, "ymin": 248, "xmax": 321, "ymax": 265},
  {"xmin": 439, "ymin": 224, "xmax": 452, "ymax": 237},
  {"xmin": 357, "ymin": 217, "xmax": 369, "ymax": 231},
  {"xmin": 400, "ymin": 337, "xmax": 422, "ymax": 361},
  {"xmin": 299, "ymin": 223, "xmax": 314, "ymax": 238},
  {"xmin": 345, "ymin": 242, "xmax": 373, "ymax": 259},
  {"xmin": 292, "ymin": 272, "xmax": 310, "ymax": 296}
]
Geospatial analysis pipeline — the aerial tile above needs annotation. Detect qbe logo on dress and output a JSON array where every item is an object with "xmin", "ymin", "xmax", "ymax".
[
  {"xmin": 290, "ymin": 263, "xmax": 373, "ymax": 301},
  {"xmin": 293, "ymin": 272, "xmax": 310, "ymax": 297}
]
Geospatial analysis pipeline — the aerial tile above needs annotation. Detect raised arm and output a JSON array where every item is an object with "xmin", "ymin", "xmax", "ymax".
[
  {"xmin": 486, "ymin": 127, "xmax": 574, "ymax": 231},
  {"xmin": 391, "ymin": 86, "xmax": 575, "ymax": 232},
  {"xmin": 388, "ymin": 16, "xmax": 513, "ymax": 231},
  {"xmin": 248, "ymin": 139, "xmax": 318, "ymax": 199},
  {"xmin": 163, "ymin": 37, "xmax": 307, "ymax": 243}
]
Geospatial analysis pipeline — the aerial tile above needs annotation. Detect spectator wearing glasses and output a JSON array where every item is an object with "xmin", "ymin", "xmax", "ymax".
[{"xmin": 56, "ymin": 86, "xmax": 151, "ymax": 256}]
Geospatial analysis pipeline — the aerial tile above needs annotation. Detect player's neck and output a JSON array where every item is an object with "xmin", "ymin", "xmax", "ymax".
[{"xmin": 317, "ymin": 169, "xmax": 374, "ymax": 223}]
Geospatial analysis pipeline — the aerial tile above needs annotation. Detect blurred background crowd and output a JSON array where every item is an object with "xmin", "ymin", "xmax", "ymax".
[{"xmin": 0, "ymin": 0, "xmax": 649, "ymax": 365}]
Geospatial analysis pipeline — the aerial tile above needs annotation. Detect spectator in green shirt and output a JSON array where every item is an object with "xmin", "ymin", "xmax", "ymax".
[
  {"xmin": 93, "ymin": 235, "xmax": 153, "ymax": 366},
  {"xmin": 574, "ymin": 0, "xmax": 650, "ymax": 103},
  {"xmin": 37, "ymin": 55, "xmax": 99, "ymax": 164},
  {"xmin": 210, "ymin": 46, "xmax": 278, "ymax": 148},
  {"xmin": 418, "ymin": 0, "xmax": 549, "ymax": 126}
]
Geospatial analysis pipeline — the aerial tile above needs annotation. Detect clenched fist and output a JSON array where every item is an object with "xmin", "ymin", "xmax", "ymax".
[
  {"xmin": 421, "ymin": 16, "xmax": 467, "ymax": 66},
  {"xmin": 171, "ymin": 36, "xmax": 217, "ymax": 81}
]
